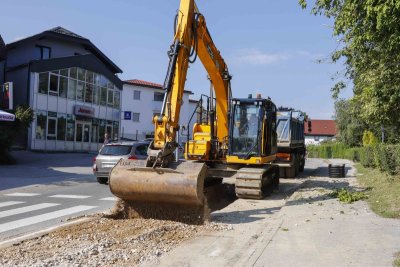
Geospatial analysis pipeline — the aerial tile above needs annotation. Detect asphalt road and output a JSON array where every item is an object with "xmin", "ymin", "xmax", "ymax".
[{"xmin": 0, "ymin": 151, "xmax": 115, "ymax": 243}]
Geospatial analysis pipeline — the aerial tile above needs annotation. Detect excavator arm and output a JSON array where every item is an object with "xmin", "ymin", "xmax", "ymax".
[
  {"xmin": 109, "ymin": 0, "xmax": 232, "ymax": 207},
  {"xmin": 148, "ymin": 0, "xmax": 231, "ymax": 167}
]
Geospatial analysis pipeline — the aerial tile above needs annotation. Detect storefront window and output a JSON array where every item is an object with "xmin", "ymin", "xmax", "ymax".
[
  {"xmin": 59, "ymin": 76, "xmax": 68, "ymax": 98},
  {"xmin": 47, "ymin": 111, "xmax": 57, "ymax": 140},
  {"xmin": 99, "ymin": 119, "xmax": 106, "ymax": 143},
  {"xmin": 92, "ymin": 119, "xmax": 99, "ymax": 143},
  {"xmin": 66, "ymin": 114, "xmax": 75, "ymax": 141},
  {"xmin": 84, "ymin": 83, "xmax": 93, "ymax": 103},
  {"xmin": 35, "ymin": 111, "xmax": 47, "ymax": 140},
  {"xmin": 49, "ymin": 74, "xmax": 59, "ymax": 96},
  {"xmin": 113, "ymin": 121, "xmax": 119, "ymax": 140},
  {"xmin": 68, "ymin": 79, "xmax": 76, "ymax": 100},
  {"xmin": 57, "ymin": 113, "xmax": 67, "ymax": 141},
  {"xmin": 114, "ymin": 91, "xmax": 120, "ymax": 109},
  {"xmin": 76, "ymin": 81, "xmax": 84, "ymax": 102},
  {"xmin": 38, "ymin": 73, "xmax": 49, "ymax": 94},
  {"xmin": 107, "ymin": 90, "xmax": 113, "ymax": 107}
]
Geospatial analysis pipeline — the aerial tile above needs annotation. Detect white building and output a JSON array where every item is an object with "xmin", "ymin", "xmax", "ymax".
[{"xmin": 121, "ymin": 79, "xmax": 199, "ymax": 143}]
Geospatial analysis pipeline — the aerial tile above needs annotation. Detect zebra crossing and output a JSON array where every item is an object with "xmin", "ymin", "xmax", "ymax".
[{"xmin": 0, "ymin": 193, "xmax": 117, "ymax": 236}]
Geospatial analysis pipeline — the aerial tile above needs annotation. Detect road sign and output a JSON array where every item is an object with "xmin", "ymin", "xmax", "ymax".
[{"xmin": 124, "ymin": 111, "xmax": 132, "ymax": 120}]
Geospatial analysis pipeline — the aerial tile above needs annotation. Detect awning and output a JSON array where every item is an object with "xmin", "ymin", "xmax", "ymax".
[{"xmin": 0, "ymin": 110, "xmax": 15, "ymax": 122}]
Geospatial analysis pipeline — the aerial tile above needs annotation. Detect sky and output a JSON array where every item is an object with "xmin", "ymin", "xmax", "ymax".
[{"xmin": 0, "ymin": 0, "xmax": 352, "ymax": 119}]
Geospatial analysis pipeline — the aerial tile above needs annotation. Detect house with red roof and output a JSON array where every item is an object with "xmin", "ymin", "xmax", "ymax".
[{"xmin": 304, "ymin": 119, "xmax": 337, "ymax": 145}]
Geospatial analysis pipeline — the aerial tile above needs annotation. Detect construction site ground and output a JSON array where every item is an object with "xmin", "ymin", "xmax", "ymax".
[{"xmin": 1, "ymin": 158, "xmax": 399, "ymax": 267}]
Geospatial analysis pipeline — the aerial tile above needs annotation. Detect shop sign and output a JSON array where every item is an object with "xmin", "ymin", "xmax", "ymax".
[
  {"xmin": 74, "ymin": 105, "xmax": 95, "ymax": 118},
  {"xmin": 1, "ymin": 82, "xmax": 13, "ymax": 110},
  {"xmin": 124, "ymin": 111, "xmax": 131, "ymax": 120}
]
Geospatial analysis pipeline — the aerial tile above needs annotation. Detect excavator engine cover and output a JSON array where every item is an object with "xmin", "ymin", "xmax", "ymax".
[{"xmin": 109, "ymin": 159, "xmax": 207, "ymax": 206}]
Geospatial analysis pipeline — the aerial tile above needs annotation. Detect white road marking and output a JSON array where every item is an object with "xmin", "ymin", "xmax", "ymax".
[
  {"xmin": 0, "ymin": 201, "xmax": 25, "ymax": 208},
  {"xmin": 99, "ymin": 197, "xmax": 117, "ymax": 201},
  {"xmin": 0, "ymin": 203, "xmax": 60, "ymax": 219},
  {"xmin": 0, "ymin": 205, "xmax": 96, "ymax": 234},
  {"xmin": 4, "ymin": 193, "xmax": 40, "ymax": 197},
  {"xmin": 49, "ymin": 194, "xmax": 91, "ymax": 199}
]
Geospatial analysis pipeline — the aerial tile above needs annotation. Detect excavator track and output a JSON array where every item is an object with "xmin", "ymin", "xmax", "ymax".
[{"xmin": 235, "ymin": 165, "xmax": 279, "ymax": 199}]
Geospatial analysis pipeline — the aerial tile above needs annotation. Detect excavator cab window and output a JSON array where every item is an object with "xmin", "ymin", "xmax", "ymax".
[{"xmin": 230, "ymin": 101, "xmax": 263, "ymax": 159}]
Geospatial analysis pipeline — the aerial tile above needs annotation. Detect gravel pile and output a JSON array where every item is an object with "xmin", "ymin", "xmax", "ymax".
[{"xmin": 0, "ymin": 214, "xmax": 233, "ymax": 267}]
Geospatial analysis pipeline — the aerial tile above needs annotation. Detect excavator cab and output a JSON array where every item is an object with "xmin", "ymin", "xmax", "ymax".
[{"xmin": 227, "ymin": 95, "xmax": 277, "ymax": 165}]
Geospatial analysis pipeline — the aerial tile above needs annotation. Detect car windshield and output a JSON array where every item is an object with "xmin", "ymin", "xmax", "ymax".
[
  {"xmin": 100, "ymin": 145, "xmax": 132, "ymax": 156},
  {"xmin": 277, "ymin": 118, "xmax": 289, "ymax": 140}
]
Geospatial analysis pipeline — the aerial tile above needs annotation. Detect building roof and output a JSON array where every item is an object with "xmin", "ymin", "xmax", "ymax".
[
  {"xmin": 304, "ymin": 119, "xmax": 336, "ymax": 136},
  {"xmin": 6, "ymin": 26, "xmax": 122, "ymax": 74},
  {"xmin": 124, "ymin": 79, "xmax": 193, "ymax": 94}
]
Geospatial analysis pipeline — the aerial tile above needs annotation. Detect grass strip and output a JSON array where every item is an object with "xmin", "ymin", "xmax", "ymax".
[{"xmin": 355, "ymin": 163, "xmax": 400, "ymax": 219}]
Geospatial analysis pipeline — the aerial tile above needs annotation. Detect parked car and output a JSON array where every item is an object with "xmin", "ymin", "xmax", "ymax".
[{"xmin": 93, "ymin": 141, "xmax": 150, "ymax": 184}]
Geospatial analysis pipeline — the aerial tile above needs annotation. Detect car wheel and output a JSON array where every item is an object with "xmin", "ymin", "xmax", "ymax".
[{"xmin": 97, "ymin": 177, "xmax": 108, "ymax": 184}]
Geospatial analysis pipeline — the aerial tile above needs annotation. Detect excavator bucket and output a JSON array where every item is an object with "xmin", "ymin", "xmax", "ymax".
[{"xmin": 109, "ymin": 159, "xmax": 207, "ymax": 206}]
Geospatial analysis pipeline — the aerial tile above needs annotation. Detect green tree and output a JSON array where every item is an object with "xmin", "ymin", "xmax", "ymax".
[
  {"xmin": 0, "ymin": 105, "xmax": 34, "ymax": 164},
  {"xmin": 299, "ymin": 0, "xmax": 400, "ymax": 137},
  {"xmin": 334, "ymin": 99, "xmax": 364, "ymax": 146}
]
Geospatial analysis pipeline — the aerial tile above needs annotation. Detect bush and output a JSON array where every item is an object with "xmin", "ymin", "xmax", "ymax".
[{"xmin": 307, "ymin": 142, "xmax": 400, "ymax": 175}]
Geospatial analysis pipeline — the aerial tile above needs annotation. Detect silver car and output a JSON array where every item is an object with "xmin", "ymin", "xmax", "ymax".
[{"xmin": 93, "ymin": 141, "xmax": 150, "ymax": 184}]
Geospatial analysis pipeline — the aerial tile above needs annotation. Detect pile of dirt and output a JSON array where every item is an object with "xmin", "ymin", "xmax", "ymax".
[
  {"xmin": 108, "ymin": 199, "xmax": 210, "ymax": 225},
  {"xmin": 0, "ymin": 214, "xmax": 232, "ymax": 267}
]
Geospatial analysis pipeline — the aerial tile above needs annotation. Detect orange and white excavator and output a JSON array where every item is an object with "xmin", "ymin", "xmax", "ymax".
[{"xmin": 109, "ymin": 0, "xmax": 279, "ymax": 211}]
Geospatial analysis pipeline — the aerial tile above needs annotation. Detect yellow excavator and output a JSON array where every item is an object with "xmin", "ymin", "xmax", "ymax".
[{"xmin": 109, "ymin": 0, "xmax": 279, "ymax": 209}]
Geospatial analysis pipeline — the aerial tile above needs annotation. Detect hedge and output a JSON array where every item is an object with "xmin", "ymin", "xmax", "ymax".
[{"xmin": 307, "ymin": 143, "xmax": 400, "ymax": 176}]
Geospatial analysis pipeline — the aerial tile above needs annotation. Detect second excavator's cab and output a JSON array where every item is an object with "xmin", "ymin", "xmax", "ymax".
[{"xmin": 227, "ymin": 95, "xmax": 277, "ymax": 165}]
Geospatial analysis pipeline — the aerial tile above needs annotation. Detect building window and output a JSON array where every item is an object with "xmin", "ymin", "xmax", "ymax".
[
  {"xmin": 77, "ymin": 68, "xmax": 85, "ymax": 82},
  {"xmin": 36, "ymin": 67, "xmax": 119, "ymax": 108},
  {"xmin": 84, "ymin": 83, "xmax": 93, "ymax": 103},
  {"xmin": 59, "ymin": 76, "xmax": 68, "ymax": 98},
  {"xmin": 68, "ymin": 79, "xmax": 76, "ymax": 100},
  {"xmin": 133, "ymin": 90, "xmax": 141, "ymax": 100},
  {"xmin": 37, "ymin": 46, "xmax": 51, "ymax": 60},
  {"xmin": 47, "ymin": 112, "xmax": 57, "ymax": 140},
  {"xmin": 154, "ymin": 92, "xmax": 164, "ymax": 102},
  {"xmin": 314, "ymin": 136, "xmax": 320, "ymax": 141},
  {"xmin": 49, "ymin": 74, "xmax": 59, "ymax": 95},
  {"xmin": 38, "ymin": 73, "xmax": 49, "ymax": 94},
  {"xmin": 66, "ymin": 114, "xmax": 75, "ymax": 141},
  {"xmin": 132, "ymin": 113, "xmax": 140, "ymax": 122},
  {"xmin": 93, "ymin": 86, "xmax": 99, "ymax": 105},
  {"xmin": 57, "ymin": 113, "xmax": 67, "ymax": 141},
  {"xmin": 76, "ymin": 81, "xmax": 84, "ymax": 102},
  {"xmin": 114, "ymin": 91, "xmax": 120, "ymax": 109},
  {"xmin": 35, "ymin": 111, "xmax": 47, "ymax": 140},
  {"xmin": 100, "ymin": 87, "xmax": 107, "ymax": 106},
  {"xmin": 107, "ymin": 89, "xmax": 114, "ymax": 107}
]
